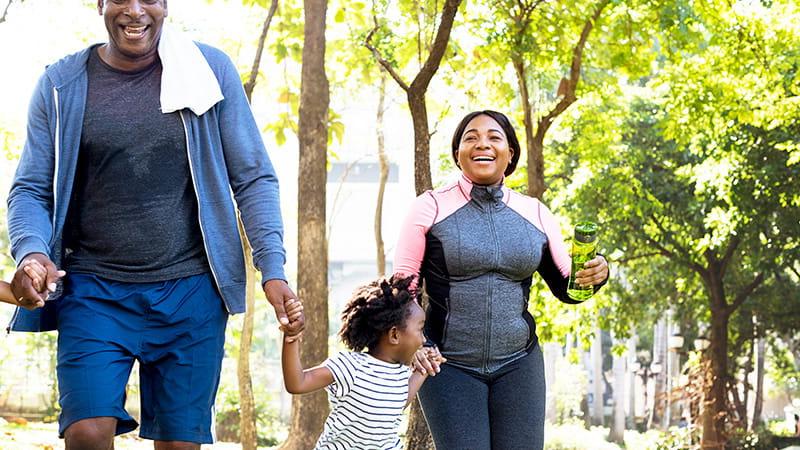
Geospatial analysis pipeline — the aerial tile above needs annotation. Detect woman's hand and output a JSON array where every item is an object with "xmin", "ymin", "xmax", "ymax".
[
  {"xmin": 574, "ymin": 255, "xmax": 609, "ymax": 287},
  {"xmin": 412, "ymin": 345, "xmax": 446, "ymax": 376}
]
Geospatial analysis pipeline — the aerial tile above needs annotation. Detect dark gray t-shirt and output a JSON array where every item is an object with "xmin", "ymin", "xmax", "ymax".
[{"xmin": 63, "ymin": 46, "xmax": 209, "ymax": 282}]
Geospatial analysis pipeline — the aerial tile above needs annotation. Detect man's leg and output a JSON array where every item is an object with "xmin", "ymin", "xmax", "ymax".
[
  {"xmin": 64, "ymin": 417, "xmax": 117, "ymax": 450},
  {"xmin": 139, "ymin": 273, "xmax": 227, "ymax": 444},
  {"xmin": 57, "ymin": 273, "xmax": 140, "ymax": 442}
]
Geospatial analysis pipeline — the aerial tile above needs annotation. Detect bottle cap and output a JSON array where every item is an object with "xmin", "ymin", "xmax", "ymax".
[{"xmin": 574, "ymin": 221, "xmax": 598, "ymax": 243}]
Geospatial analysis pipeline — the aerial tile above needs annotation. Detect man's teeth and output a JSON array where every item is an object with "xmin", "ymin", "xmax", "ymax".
[{"xmin": 124, "ymin": 26, "xmax": 147, "ymax": 37}]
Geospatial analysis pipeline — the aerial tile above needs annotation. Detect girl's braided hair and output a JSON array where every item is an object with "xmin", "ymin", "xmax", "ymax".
[{"xmin": 338, "ymin": 274, "xmax": 419, "ymax": 352}]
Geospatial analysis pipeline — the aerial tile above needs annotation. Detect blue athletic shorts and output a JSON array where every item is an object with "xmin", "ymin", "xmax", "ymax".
[{"xmin": 56, "ymin": 272, "xmax": 228, "ymax": 443}]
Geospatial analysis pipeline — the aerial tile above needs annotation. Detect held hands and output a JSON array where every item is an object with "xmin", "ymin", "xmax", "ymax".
[
  {"xmin": 11, "ymin": 253, "xmax": 67, "ymax": 310},
  {"xmin": 412, "ymin": 345, "xmax": 447, "ymax": 376},
  {"xmin": 283, "ymin": 298, "xmax": 305, "ymax": 343},
  {"xmin": 574, "ymin": 255, "xmax": 609, "ymax": 288},
  {"xmin": 263, "ymin": 279, "xmax": 304, "ymax": 338}
]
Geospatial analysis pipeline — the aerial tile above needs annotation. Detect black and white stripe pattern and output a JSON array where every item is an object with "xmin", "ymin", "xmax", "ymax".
[{"xmin": 315, "ymin": 352, "xmax": 411, "ymax": 450}]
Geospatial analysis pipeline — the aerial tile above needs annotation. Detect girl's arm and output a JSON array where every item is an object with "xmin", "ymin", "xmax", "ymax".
[
  {"xmin": 407, "ymin": 347, "xmax": 446, "ymax": 405},
  {"xmin": 406, "ymin": 370, "xmax": 428, "ymax": 406},
  {"xmin": 282, "ymin": 339, "xmax": 335, "ymax": 394},
  {"xmin": 0, "ymin": 281, "xmax": 17, "ymax": 305},
  {"xmin": 281, "ymin": 298, "xmax": 334, "ymax": 394}
]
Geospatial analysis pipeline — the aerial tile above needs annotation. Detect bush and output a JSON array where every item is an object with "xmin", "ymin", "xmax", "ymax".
[
  {"xmin": 725, "ymin": 426, "xmax": 776, "ymax": 450},
  {"xmin": 544, "ymin": 421, "xmax": 622, "ymax": 450},
  {"xmin": 215, "ymin": 381, "xmax": 286, "ymax": 446}
]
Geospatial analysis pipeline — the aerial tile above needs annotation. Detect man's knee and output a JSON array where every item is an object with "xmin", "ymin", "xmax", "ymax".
[
  {"xmin": 64, "ymin": 417, "xmax": 117, "ymax": 450},
  {"xmin": 154, "ymin": 441, "xmax": 200, "ymax": 450}
]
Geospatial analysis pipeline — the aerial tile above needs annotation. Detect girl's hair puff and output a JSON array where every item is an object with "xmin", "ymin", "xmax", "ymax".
[{"xmin": 338, "ymin": 274, "xmax": 419, "ymax": 352}]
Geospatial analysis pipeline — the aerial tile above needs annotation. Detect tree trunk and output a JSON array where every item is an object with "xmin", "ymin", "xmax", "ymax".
[
  {"xmin": 608, "ymin": 336, "xmax": 626, "ymax": 443},
  {"xmin": 237, "ymin": 220, "xmax": 258, "ymax": 450},
  {"xmin": 701, "ymin": 273, "xmax": 728, "ymax": 450},
  {"xmin": 543, "ymin": 342, "xmax": 560, "ymax": 422},
  {"xmin": 365, "ymin": 0, "xmax": 462, "ymax": 196},
  {"xmin": 405, "ymin": 399, "xmax": 434, "ymax": 450},
  {"xmin": 407, "ymin": 90, "xmax": 433, "ymax": 195},
  {"xmin": 648, "ymin": 318, "xmax": 666, "ymax": 429},
  {"xmin": 591, "ymin": 326, "xmax": 604, "ymax": 426},
  {"xmin": 751, "ymin": 335, "xmax": 765, "ymax": 429},
  {"xmin": 627, "ymin": 336, "xmax": 638, "ymax": 428},
  {"xmin": 238, "ymin": 4, "xmax": 279, "ymax": 446},
  {"xmin": 375, "ymin": 75, "xmax": 389, "ymax": 276},
  {"xmin": 525, "ymin": 0, "xmax": 610, "ymax": 200},
  {"xmin": 243, "ymin": 0, "xmax": 279, "ymax": 101},
  {"xmin": 512, "ymin": 57, "xmax": 544, "ymax": 201},
  {"xmin": 280, "ymin": 0, "xmax": 330, "ymax": 448}
]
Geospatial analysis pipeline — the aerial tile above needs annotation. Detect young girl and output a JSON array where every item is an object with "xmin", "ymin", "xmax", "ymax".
[
  {"xmin": 0, "ymin": 260, "xmax": 60, "ymax": 306},
  {"xmin": 281, "ymin": 275, "xmax": 444, "ymax": 450}
]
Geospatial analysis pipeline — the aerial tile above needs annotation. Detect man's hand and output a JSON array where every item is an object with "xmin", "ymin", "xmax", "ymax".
[
  {"xmin": 11, "ymin": 253, "xmax": 65, "ymax": 311},
  {"xmin": 263, "ymin": 279, "xmax": 304, "ymax": 336}
]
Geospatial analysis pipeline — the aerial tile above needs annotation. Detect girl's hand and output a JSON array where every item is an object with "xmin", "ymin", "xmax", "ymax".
[
  {"xmin": 283, "ymin": 298, "xmax": 305, "ymax": 343},
  {"xmin": 412, "ymin": 345, "xmax": 446, "ymax": 376}
]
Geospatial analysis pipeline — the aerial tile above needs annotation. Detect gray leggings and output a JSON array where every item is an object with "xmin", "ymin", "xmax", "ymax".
[{"xmin": 418, "ymin": 344, "xmax": 545, "ymax": 450}]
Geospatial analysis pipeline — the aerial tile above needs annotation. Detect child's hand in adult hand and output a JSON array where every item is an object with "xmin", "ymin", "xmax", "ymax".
[
  {"xmin": 283, "ymin": 298, "xmax": 305, "ymax": 343},
  {"xmin": 11, "ymin": 253, "xmax": 63, "ymax": 310},
  {"xmin": 264, "ymin": 279, "xmax": 299, "ymax": 329},
  {"xmin": 413, "ymin": 345, "xmax": 445, "ymax": 376}
]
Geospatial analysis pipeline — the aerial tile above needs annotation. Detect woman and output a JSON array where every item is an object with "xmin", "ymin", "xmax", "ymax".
[{"xmin": 394, "ymin": 110, "xmax": 608, "ymax": 449}]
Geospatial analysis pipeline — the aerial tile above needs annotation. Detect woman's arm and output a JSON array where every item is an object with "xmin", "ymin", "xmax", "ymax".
[{"xmin": 393, "ymin": 192, "xmax": 438, "ymax": 287}]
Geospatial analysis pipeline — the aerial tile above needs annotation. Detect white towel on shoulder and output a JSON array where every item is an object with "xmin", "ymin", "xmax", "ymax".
[{"xmin": 158, "ymin": 25, "xmax": 224, "ymax": 116}]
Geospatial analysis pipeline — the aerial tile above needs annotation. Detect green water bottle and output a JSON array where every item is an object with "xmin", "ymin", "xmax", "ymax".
[{"xmin": 567, "ymin": 221, "xmax": 598, "ymax": 301}]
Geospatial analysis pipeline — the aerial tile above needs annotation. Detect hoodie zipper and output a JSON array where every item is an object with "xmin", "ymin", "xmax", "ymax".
[
  {"xmin": 179, "ymin": 111, "xmax": 230, "ymax": 313},
  {"xmin": 483, "ymin": 197, "xmax": 500, "ymax": 374},
  {"xmin": 52, "ymin": 87, "xmax": 61, "ymax": 229}
]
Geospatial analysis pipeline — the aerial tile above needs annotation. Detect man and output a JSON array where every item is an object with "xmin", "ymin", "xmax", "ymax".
[{"xmin": 7, "ymin": 1, "xmax": 303, "ymax": 448}]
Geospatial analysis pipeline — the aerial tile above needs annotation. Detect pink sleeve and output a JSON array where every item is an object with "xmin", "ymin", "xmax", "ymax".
[
  {"xmin": 538, "ymin": 202, "xmax": 571, "ymax": 278},
  {"xmin": 393, "ymin": 192, "xmax": 437, "ymax": 288}
]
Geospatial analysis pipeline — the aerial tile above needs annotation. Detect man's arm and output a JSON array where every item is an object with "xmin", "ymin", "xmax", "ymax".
[
  {"xmin": 7, "ymin": 74, "xmax": 66, "ymax": 309},
  {"xmin": 214, "ymin": 51, "xmax": 286, "ymax": 285},
  {"xmin": 8, "ymin": 74, "xmax": 57, "ymax": 265}
]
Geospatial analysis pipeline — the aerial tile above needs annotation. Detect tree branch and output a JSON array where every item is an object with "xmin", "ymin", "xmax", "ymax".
[
  {"xmin": 614, "ymin": 252, "xmax": 664, "ymax": 265},
  {"xmin": 0, "ymin": 0, "xmax": 15, "ymax": 24},
  {"xmin": 365, "ymin": 16, "xmax": 410, "ymax": 91},
  {"xmin": 408, "ymin": 0, "xmax": 462, "ymax": 93},
  {"xmin": 648, "ymin": 213, "xmax": 707, "ymax": 275},
  {"xmin": 719, "ymin": 235, "xmax": 741, "ymax": 277},
  {"xmin": 536, "ymin": 0, "xmax": 610, "ymax": 138},
  {"xmin": 243, "ymin": 0, "xmax": 279, "ymax": 102},
  {"xmin": 726, "ymin": 272, "xmax": 766, "ymax": 317}
]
